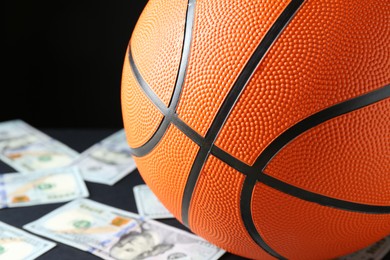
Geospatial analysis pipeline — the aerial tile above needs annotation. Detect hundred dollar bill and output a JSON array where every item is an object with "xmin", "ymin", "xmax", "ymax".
[
  {"xmin": 133, "ymin": 184, "xmax": 174, "ymax": 219},
  {"xmin": 338, "ymin": 235, "xmax": 390, "ymax": 260},
  {"xmin": 0, "ymin": 221, "xmax": 55, "ymax": 260},
  {"xmin": 0, "ymin": 119, "xmax": 79, "ymax": 172},
  {"xmin": 0, "ymin": 167, "xmax": 89, "ymax": 208},
  {"xmin": 24, "ymin": 199, "xmax": 225, "ymax": 260},
  {"xmin": 72, "ymin": 129, "xmax": 136, "ymax": 185}
]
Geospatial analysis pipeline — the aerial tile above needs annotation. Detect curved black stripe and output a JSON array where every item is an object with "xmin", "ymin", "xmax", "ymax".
[
  {"xmin": 182, "ymin": 0, "xmax": 305, "ymax": 258},
  {"xmin": 128, "ymin": 49, "xmax": 170, "ymax": 157},
  {"xmin": 240, "ymin": 85, "xmax": 390, "ymax": 259},
  {"xmin": 169, "ymin": 0, "xmax": 196, "ymax": 109},
  {"xmin": 259, "ymin": 174, "xmax": 390, "ymax": 213},
  {"xmin": 128, "ymin": 118, "xmax": 170, "ymax": 157},
  {"xmin": 129, "ymin": 115, "xmax": 204, "ymax": 157},
  {"xmin": 127, "ymin": 0, "xmax": 196, "ymax": 157},
  {"xmin": 211, "ymin": 141, "xmax": 390, "ymax": 213},
  {"xmin": 253, "ymin": 84, "xmax": 390, "ymax": 170},
  {"xmin": 172, "ymin": 114, "xmax": 204, "ymax": 146},
  {"xmin": 212, "ymin": 85, "xmax": 390, "ymax": 213},
  {"xmin": 211, "ymin": 145, "xmax": 253, "ymax": 173},
  {"xmin": 129, "ymin": 50, "xmax": 168, "ymax": 114},
  {"xmin": 240, "ymin": 175, "xmax": 287, "ymax": 260}
]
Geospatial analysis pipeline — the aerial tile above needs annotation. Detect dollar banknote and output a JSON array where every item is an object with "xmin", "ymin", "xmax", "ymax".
[
  {"xmin": 338, "ymin": 235, "xmax": 390, "ymax": 260},
  {"xmin": 72, "ymin": 129, "xmax": 136, "ymax": 185},
  {"xmin": 133, "ymin": 184, "xmax": 174, "ymax": 219},
  {"xmin": 0, "ymin": 119, "xmax": 79, "ymax": 172},
  {"xmin": 0, "ymin": 167, "xmax": 89, "ymax": 208},
  {"xmin": 24, "ymin": 199, "xmax": 225, "ymax": 260},
  {"xmin": 0, "ymin": 221, "xmax": 55, "ymax": 260}
]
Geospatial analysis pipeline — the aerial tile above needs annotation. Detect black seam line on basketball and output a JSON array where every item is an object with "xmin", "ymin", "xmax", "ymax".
[
  {"xmin": 212, "ymin": 85, "xmax": 390, "ymax": 214},
  {"xmin": 127, "ymin": 0, "xmax": 197, "ymax": 157},
  {"xmin": 127, "ymin": 50, "xmax": 169, "ymax": 157},
  {"xmin": 211, "ymin": 145, "xmax": 253, "ymax": 173},
  {"xmin": 240, "ymin": 175, "xmax": 284, "ymax": 259},
  {"xmin": 252, "ymin": 84, "xmax": 390, "ymax": 171},
  {"xmin": 129, "ymin": 49, "xmax": 168, "ymax": 114},
  {"xmin": 240, "ymin": 85, "xmax": 390, "ymax": 258},
  {"xmin": 231, "ymin": 0, "xmax": 306, "ymax": 258},
  {"xmin": 181, "ymin": 2, "xmax": 305, "ymax": 258},
  {"xmin": 211, "ymin": 144, "xmax": 390, "ymax": 214},
  {"xmin": 172, "ymin": 114, "xmax": 205, "ymax": 147},
  {"xmin": 260, "ymin": 174, "xmax": 390, "ymax": 213},
  {"xmin": 241, "ymin": 0, "xmax": 306, "ymax": 257},
  {"xmin": 169, "ymin": 0, "xmax": 196, "ymax": 110},
  {"xmin": 253, "ymin": 84, "xmax": 390, "ymax": 214}
]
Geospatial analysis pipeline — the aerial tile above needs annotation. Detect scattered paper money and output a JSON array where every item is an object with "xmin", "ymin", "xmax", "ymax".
[
  {"xmin": 0, "ymin": 221, "xmax": 55, "ymax": 260},
  {"xmin": 338, "ymin": 235, "xmax": 390, "ymax": 260},
  {"xmin": 133, "ymin": 184, "xmax": 174, "ymax": 219},
  {"xmin": 0, "ymin": 119, "xmax": 79, "ymax": 172},
  {"xmin": 72, "ymin": 129, "xmax": 136, "ymax": 185},
  {"xmin": 24, "ymin": 199, "xmax": 225, "ymax": 260},
  {"xmin": 0, "ymin": 167, "xmax": 89, "ymax": 208}
]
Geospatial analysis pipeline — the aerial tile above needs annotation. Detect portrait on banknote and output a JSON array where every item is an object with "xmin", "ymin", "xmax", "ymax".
[
  {"xmin": 24, "ymin": 199, "xmax": 225, "ymax": 260},
  {"xmin": 108, "ymin": 220, "xmax": 202, "ymax": 260}
]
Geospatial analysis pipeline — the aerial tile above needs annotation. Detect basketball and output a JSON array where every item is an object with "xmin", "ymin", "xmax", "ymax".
[{"xmin": 121, "ymin": 0, "xmax": 390, "ymax": 259}]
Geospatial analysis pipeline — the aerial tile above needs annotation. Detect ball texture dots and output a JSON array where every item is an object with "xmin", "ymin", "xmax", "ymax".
[{"xmin": 121, "ymin": 0, "xmax": 390, "ymax": 259}]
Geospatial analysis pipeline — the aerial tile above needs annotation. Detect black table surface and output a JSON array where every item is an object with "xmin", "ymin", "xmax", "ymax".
[
  {"xmin": 0, "ymin": 128, "xmax": 244, "ymax": 260},
  {"xmin": 0, "ymin": 128, "xmax": 388, "ymax": 260}
]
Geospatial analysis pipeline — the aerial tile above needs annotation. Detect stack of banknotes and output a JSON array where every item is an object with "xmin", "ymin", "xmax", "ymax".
[{"xmin": 0, "ymin": 119, "xmax": 388, "ymax": 260}]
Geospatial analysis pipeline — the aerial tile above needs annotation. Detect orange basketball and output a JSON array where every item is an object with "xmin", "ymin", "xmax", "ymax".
[{"xmin": 121, "ymin": 0, "xmax": 390, "ymax": 259}]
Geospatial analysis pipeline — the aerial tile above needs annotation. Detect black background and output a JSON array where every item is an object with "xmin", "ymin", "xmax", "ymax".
[{"xmin": 3, "ymin": 0, "xmax": 149, "ymax": 128}]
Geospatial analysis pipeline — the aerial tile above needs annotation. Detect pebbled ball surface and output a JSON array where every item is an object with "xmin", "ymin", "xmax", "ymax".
[
  {"xmin": 133, "ymin": 125, "xmax": 199, "ymax": 220},
  {"xmin": 265, "ymin": 99, "xmax": 390, "ymax": 206},
  {"xmin": 251, "ymin": 183, "xmax": 390, "ymax": 260},
  {"xmin": 121, "ymin": 0, "xmax": 390, "ymax": 259},
  {"xmin": 215, "ymin": 0, "xmax": 390, "ymax": 165},
  {"xmin": 176, "ymin": 0, "xmax": 290, "ymax": 136},
  {"xmin": 121, "ymin": 49, "xmax": 164, "ymax": 148},
  {"xmin": 130, "ymin": 0, "xmax": 187, "ymax": 106},
  {"xmin": 189, "ymin": 155, "xmax": 275, "ymax": 260}
]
